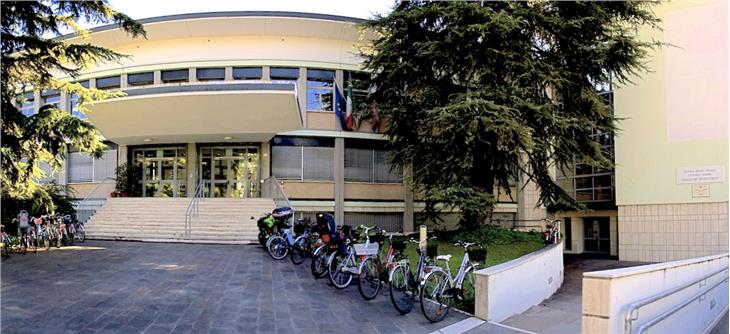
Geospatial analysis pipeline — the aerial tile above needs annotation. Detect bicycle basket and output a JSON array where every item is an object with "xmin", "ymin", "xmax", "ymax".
[
  {"xmin": 391, "ymin": 239, "xmax": 407, "ymax": 251},
  {"xmin": 354, "ymin": 243, "xmax": 379, "ymax": 256},
  {"xmin": 293, "ymin": 222, "xmax": 308, "ymax": 235},
  {"xmin": 369, "ymin": 232, "xmax": 385, "ymax": 244},
  {"xmin": 468, "ymin": 247, "xmax": 487, "ymax": 262},
  {"xmin": 426, "ymin": 243, "xmax": 438, "ymax": 258}
]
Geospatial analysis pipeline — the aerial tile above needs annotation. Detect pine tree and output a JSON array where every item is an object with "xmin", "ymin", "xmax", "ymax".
[
  {"xmin": 1, "ymin": 1, "xmax": 145, "ymax": 211},
  {"xmin": 362, "ymin": 1, "xmax": 660, "ymax": 229}
]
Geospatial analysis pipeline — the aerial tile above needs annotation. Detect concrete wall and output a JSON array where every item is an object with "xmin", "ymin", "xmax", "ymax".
[
  {"xmin": 68, "ymin": 182, "xmax": 116, "ymax": 199},
  {"xmin": 280, "ymin": 181, "xmax": 334, "ymax": 199},
  {"xmin": 474, "ymin": 241, "xmax": 564, "ymax": 322},
  {"xmin": 582, "ymin": 253, "xmax": 729, "ymax": 334},
  {"xmin": 618, "ymin": 202, "xmax": 729, "ymax": 262}
]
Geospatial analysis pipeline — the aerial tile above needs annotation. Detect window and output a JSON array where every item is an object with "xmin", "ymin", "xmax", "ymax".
[
  {"xmin": 68, "ymin": 146, "xmax": 118, "ymax": 183},
  {"xmin": 196, "ymin": 68, "xmax": 225, "ymax": 81},
  {"xmin": 271, "ymin": 137, "xmax": 334, "ymax": 181},
  {"xmin": 18, "ymin": 92, "xmax": 34, "ymax": 117},
  {"xmin": 344, "ymin": 70, "xmax": 372, "ymax": 109},
  {"xmin": 161, "ymin": 69, "xmax": 189, "ymax": 83},
  {"xmin": 69, "ymin": 80, "xmax": 88, "ymax": 119},
  {"xmin": 41, "ymin": 90, "xmax": 61, "ymax": 109},
  {"xmin": 96, "ymin": 76, "xmax": 121, "ymax": 90},
  {"xmin": 345, "ymin": 139, "xmax": 401, "ymax": 183},
  {"xmin": 307, "ymin": 69, "xmax": 334, "ymax": 112},
  {"xmin": 270, "ymin": 67, "xmax": 299, "ymax": 87},
  {"xmin": 233, "ymin": 67, "xmax": 262, "ymax": 80},
  {"xmin": 128, "ymin": 72, "xmax": 154, "ymax": 86}
]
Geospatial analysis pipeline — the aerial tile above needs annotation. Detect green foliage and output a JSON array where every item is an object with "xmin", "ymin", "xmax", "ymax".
[
  {"xmin": 455, "ymin": 226, "xmax": 543, "ymax": 246},
  {"xmin": 114, "ymin": 162, "xmax": 143, "ymax": 196},
  {"xmin": 1, "ymin": 1, "xmax": 144, "ymax": 202},
  {"xmin": 361, "ymin": 1, "xmax": 660, "ymax": 229}
]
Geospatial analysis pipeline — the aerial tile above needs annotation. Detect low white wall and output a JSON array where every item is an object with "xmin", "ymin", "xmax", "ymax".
[
  {"xmin": 474, "ymin": 241, "xmax": 564, "ymax": 322},
  {"xmin": 582, "ymin": 253, "xmax": 729, "ymax": 334}
]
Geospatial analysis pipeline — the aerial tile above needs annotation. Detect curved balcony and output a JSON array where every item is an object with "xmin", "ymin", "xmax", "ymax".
[{"xmin": 86, "ymin": 82, "xmax": 302, "ymax": 145}]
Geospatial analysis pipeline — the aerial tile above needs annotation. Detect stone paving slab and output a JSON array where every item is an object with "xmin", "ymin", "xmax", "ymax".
[{"xmin": 1, "ymin": 240, "xmax": 467, "ymax": 334}]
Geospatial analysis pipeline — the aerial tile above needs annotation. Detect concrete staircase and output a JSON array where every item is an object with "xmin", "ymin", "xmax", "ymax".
[{"xmin": 85, "ymin": 197, "xmax": 276, "ymax": 244}]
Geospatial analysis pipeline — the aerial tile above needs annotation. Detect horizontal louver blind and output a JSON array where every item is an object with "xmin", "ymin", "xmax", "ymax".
[
  {"xmin": 68, "ymin": 152, "xmax": 93, "ymax": 182},
  {"xmin": 345, "ymin": 148, "xmax": 373, "ymax": 182},
  {"xmin": 303, "ymin": 147, "xmax": 333, "ymax": 181},
  {"xmin": 93, "ymin": 150, "xmax": 117, "ymax": 181},
  {"xmin": 272, "ymin": 146, "xmax": 302, "ymax": 180}
]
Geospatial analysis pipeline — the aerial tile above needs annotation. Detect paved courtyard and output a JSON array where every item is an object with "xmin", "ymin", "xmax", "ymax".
[{"xmin": 1, "ymin": 241, "xmax": 466, "ymax": 334}]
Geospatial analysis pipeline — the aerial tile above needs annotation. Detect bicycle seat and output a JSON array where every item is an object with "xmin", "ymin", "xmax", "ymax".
[{"xmin": 436, "ymin": 254, "xmax": 452, "ymax": 262}]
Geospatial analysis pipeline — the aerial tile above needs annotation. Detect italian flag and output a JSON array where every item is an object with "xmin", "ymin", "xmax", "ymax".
[{"xmin": 345, "ymin": 85, "xmax": 354, "ymax": 131}]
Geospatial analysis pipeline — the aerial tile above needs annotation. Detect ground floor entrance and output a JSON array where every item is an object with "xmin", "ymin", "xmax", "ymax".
[
  {"xmin": 199, "ymin": 146, "xmax": 260, "ymax": 198},
  {"xmin": 131, "ymin": 144, "xmax": 261, "ymax": 198}
]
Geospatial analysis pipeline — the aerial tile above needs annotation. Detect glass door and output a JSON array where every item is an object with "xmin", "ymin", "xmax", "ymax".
[
  {"xmin": 583, "ymin": 217, "xmax": 610, "ymax": 254},
  {"xmin": 199, "ymin": 146, "xmax": 260, "ymax": 198},
  {"xmin": 133, "ymin": 147, "xmax": 187, "ymax": 197}
]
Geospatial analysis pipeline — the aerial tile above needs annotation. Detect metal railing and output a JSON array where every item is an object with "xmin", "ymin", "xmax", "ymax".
[
  {"xmin": 184, "ymin": 181, "xmax": 207, "ymax": 239},
  {"xmin": 75, "ymin": 177, "xmax": 115, "ymax": 224},
  {"xmin": 261, "ymin": 176, "xmax": 294, "ymax": 222},
  {"xmin": 624, "ymin": 267, "xmax": 730, "ymax": 334}
]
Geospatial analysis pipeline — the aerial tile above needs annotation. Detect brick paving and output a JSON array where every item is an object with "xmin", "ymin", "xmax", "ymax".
[{"xmin": 1, "ymin": 241, "xmax": 466, "ymax": 334}]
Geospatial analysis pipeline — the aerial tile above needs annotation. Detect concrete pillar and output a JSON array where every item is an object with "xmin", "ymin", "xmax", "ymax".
[
  {"xmin": 334, "ymin": 137, "xmax": 345, "ymax": 224},
  {"xmin": 153, "ymin": 71, "xmax": 161, "ymax": 85},
  {"xmin": 186, "ymin": 143, "xmax": 197, "ymax": 198},
  {"xmin": 33, "ymin": 91, "xmax": 41, "ymax": 113},
  {"xmin": 262, "ymin": 66, "xmax": 271, "ymax": 81},
  {"xmin": 224, "ymin": 66, "xmax": 233, "ymax": 81},
  {"xmin": 59, "ymin": 91, "xmax": 68, "ymax": 113},
  {"xmin": 403, "ymin": 166, "xmax": 414, "ymax": 233},
  {"xmin": 120, "ymin": 73, "xmax": 128, "ymax": 89},
  {"xmin": 261, "ymin": 141, "xmax": 271, "ymax": 179},
  {"xmin": 117, "ymin": 145, "xmax": 128, "ymax": 168},
  {"xmin": 188, "ymin": 68, "xmax": 197, "ymax": 83}
]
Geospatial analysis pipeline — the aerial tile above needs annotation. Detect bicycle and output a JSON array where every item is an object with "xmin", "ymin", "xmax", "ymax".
[
  {"xmin": 34, "ymin": 216, "xmax": 51, "ymax": 251},
  {"xmin": 310, "ymin": 213, "xmax": 340, "ymax": 279},
  {"xmin": 543, "ymin": 218, "xmax": 562, "ymax": 245},
  {"xmin": 67, "ymin": 214, "xmax": 86, "ymax": 243},
  {"xmin": 389, "ymin": 237, "xmax": 439, "ymax": 314},
  {"xmin": 419, "ymin": 240, "xmax": 486, "ymax": 322},
  {"xmin": 267, "ymin": 218, "xmax": 310, "ymax": 260},
  {"xmin": 290, "ymin": 218, "xmax": 321, "ymax": 265},
  {"xmin": 1, "ymin": 224, "xmax": 12, "ymax": 258},
  {"xmin": 327, "ymin": 225, "xmax": 378, "ymax": 289},
  {"xmin": 357, "ymin": 230, "xmax": 406, "ymax": 300}
]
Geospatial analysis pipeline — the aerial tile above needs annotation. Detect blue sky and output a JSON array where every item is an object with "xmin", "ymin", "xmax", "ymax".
[{"xmin": 107, "ymin": 0, "xmax": 395, "ymax": 21}]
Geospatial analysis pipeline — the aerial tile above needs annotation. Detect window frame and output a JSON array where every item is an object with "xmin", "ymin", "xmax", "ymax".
[{"xmin": 306, "ymin": 69, "xmax": 335, "ymax": 112}]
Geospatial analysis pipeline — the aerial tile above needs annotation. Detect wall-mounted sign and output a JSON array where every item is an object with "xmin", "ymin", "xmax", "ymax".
[
  {"xmin": 691, "ymin": 184, "xmax": 711, "ymax": 198},
  {"xmin": 676, "ymin": 166, "xmax": 724, "ymax": 184}
]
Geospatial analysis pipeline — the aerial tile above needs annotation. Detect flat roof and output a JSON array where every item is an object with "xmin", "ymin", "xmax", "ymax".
[{"xmin": 62, "ymin": 11, "xmax": 365, "ymax": 40}]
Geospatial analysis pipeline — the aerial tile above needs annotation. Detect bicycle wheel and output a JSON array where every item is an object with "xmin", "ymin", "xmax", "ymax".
[
  {"xmin": 267, "ymin": 236, "xmax": 288, "ymax": 260},
  {"xmin": 19, "ymin": 236, "xmax": 27, "ymax": 254},
  {"xmin": 29, "ymin": 235, "xmax": 37, "ymax": 253},
  {"xmin": 389, "ymin": 264, "xmax": 415, "ymax": 314},
  {"xmin": 420, "ymin": 270, "xmax": 453, "ymax": 322},
  {"xmin": 258, "ymin": 231, "xmax": 268, "ymax": 246},
  {"xmin": 459, "ymin": 267, "xmax": 476, "ymax": 310},
  {"xmin": 357, "ymin": 257, "xmax": 381, "ymax": 300},
  {"xmin": 42, "ymin": 234, "xmax": 51, "ymax": 251},
  {"xmin": 76, "ymin": 225, "xmax": 86, "ymax": 243},
  {"xmin": 310, "ymin": 246, "xmax": 329, "ymax": 279},
  {"xmin": 290, "ymin": 236, "xmax": 307, "ymax": 265},
  {"xmin": 327, "ymin": 251, "xmax": 353, "ymax": 289}
]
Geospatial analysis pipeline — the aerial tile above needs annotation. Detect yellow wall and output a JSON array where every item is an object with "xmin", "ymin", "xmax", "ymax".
[
  {"xmin": 615, "ymin": 0, "xmax": 728, "ymax": 206},
  {"xmin": 280, "ymin": 181, "xmax": 335, "ymax": 199},
  {"xmin": 344, "ymin": 182, "xmax": 404, "ymax": 200}
]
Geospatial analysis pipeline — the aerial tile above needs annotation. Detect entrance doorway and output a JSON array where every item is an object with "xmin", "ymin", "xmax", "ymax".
[
  {"xmin": 133, "ymin": 147, "xmax": 187, "ymax": 197},
  {"xmin": 199, "ymin": 147, "xmax": 260, "ymax": 198},
  {"xmin": 583, "ymin": 217, "xmax": 610, "ymax": 254}
]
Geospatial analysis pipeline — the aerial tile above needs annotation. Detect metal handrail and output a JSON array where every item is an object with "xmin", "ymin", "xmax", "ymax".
[
  {"xmin": 184, "ymin": 181, "xmax": 207, "ymax": 239},
  {"xmin": 637, "ymin": 276, "xmax": 729, "ymax": 334},
  {"xmin": 75, "ymin": 177, "xmax": 115, "ymax": 224},
  {"xmin": 624, "ymin": 267, "xmax": 730, "ymax": 334}
]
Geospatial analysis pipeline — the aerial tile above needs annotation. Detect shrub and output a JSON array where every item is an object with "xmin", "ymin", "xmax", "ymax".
[{"xmin": 455, "ymin": 226, "xmax": 542, "ymax": 245}]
